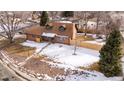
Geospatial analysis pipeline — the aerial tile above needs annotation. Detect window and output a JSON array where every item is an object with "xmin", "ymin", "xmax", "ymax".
[{"xmin": 59, "ymin": 26, "xmax": 66, "ymax": 32}]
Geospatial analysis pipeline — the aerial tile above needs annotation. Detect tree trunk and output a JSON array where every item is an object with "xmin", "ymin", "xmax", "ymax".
[
  {"xmin": 84, "ymin": 23, "xmax": 88, "ymax": 37},
  {"xmin": 9, "ymin": 39, "xmax": 13, "ymax": 43},
  {"xmin": 8, "ymin": 36, "xmax": 14, "ymax": 43}
]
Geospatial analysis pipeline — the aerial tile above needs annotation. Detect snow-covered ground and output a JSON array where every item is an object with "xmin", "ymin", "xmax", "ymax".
[
  {"xmin": 22, "ymin": 40, "xmax": 99, "ymax": 67},
  {"xmin": 63, "ymin": 70, "xmax": 122, "ymax": 81},
  {"xmin": 21, "ymin": 40, "xmax": 123, "ymax": 81}
]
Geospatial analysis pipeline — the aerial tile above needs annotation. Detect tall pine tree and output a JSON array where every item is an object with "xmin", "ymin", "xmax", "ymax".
[
  {"xmin": 99, "ymin": 27, "xmax": 122, "ymax": 77},
  {"xmin": 40, "ymin": 11, "xmax": 49, "ymax": 26}
]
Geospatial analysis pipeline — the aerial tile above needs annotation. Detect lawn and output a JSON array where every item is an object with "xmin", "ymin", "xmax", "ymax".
[
  {"xmin": 79, "ymin": 42, "xmax": 102, "ymax": 51},
  {"xmin": 70, "ymin": 34, "xmax": 103, "ymax": 51},
  {"xmin": 76, "ymin": 35, "xmax": 95, "ymax": 41}
]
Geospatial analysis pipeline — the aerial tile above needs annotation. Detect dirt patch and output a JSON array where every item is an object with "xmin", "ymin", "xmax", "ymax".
[
  {"xmin": 1, "ymin": 37, "xmax": 35, "ymax": 59},
  {"xmin": 3, "ymin": 42, "xmax": 35, "ymax": 65},
  {"xmin": 79, "ymin": 42, "xmax": 102, "ymax": 51},
  {"xmin": 79, "ymin": 62, "xmax": 100, "ymax": 72},
  {"xmin": 70, "ymin": 35, "xmax": 102, "ymax": 51},
  {"xmin": 71, "ymin": 40, "xmax": 102, "ymax": 51},
  {"xmin": 76, "ymin": 35, "xmax": 95, "ymax": 41},
  {"xmin": 23, "ymin": 58, "xmax": 65, "ymax": 78},
  {"xmin": 0, "ymin": 36, "xmax": 26, "ymax": 49},
  {"xmin": 4, "ymin": 44, "xmax": 35, "ymax": 57}
]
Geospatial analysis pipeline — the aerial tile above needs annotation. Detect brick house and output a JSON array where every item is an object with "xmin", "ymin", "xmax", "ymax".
[{"xmin": 24, "ymin": 21, "xmax": 77, "ymax": 44}]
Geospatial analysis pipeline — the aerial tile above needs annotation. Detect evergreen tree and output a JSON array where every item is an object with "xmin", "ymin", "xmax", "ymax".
[
  {"xmin": 62, "ymin": 11, "xmax": 74, "ymax": 17},
  {"xmin": 40, "ymin": 11, "xmax": 49, "ymax": 26},
  {"xmin": 99, "ymin": 27, "xmax": 123, "ymax": 77}
]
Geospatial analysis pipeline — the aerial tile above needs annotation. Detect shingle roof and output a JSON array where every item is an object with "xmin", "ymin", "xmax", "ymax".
[
  {"xmin": 24, "ymin": 21, "xmax": 77, "ymax": 39},
  {"xmin": 24, "ymin": 25, "xmax": 43, "ymax": 35}
]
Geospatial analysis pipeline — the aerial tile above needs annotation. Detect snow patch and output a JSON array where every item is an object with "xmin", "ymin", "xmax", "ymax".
[
  {"xmin": 64, "ymin": 70, "xmax": 123, "ymax": 81},
  {"xmin": 42, "ymin": 32, "xmax": 56, "ymax": 38}
]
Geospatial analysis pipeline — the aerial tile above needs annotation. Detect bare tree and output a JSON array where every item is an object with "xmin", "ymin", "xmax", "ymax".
[
  {"xmin": 90, "ymin": 12, "xmax": 113, "ymax": 38},
  {"xmin": 82, "ymin": 12, "xmax": 89, "ymax": 36},
  {"xmin": 49, "ymin": 11, "xmax": 59, "ymax": 18},
  {"xmin": 0, "ymin": 11, "xmax": 28, "ymax": 43},
  {"xmin": 101, "ymin": 13, "xmax": 114, "ymax": 38},
  {"xmin": 31, "ymin": 11, "xmax": 37, "ymax": 20},
  {"xmin": 74, "ymin": 11, "xmax": 95, "ymax": 36},
  {"xmin": 94, "ymin": 11, "xmax": 103, "ymax": 34}
]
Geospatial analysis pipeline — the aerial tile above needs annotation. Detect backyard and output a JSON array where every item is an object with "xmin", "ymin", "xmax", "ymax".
[{"xmin": 0, "ymin": 33, "xmax": 124, "ymax": 81}]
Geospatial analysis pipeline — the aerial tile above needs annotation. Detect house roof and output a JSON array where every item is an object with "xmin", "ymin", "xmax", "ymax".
[
  {"xmin": 24, "ymin": 21, "xmax": 77, "ymax": 38},
  {"xmin": 24, "ymin": 25, "xmax": 43, "ymax": 35}
]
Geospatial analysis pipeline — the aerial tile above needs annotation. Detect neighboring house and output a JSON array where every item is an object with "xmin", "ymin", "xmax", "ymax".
[
  {"xmin": 72, "ymin": 19, "xmax": 97, "ymax": 30},
  {"xmin": 24, "ymin": 21, "xmax": 77, "ymax": 44},
  {"xmin": 73, "ymin": 19, "xmax": 112, "ymax": 34},
  {"xmin": 73, "ymin": 19, "xmax": 97, "ymax": 33},
  {"xmin": 78, "ymin": 20, "xmax": 97, "ymax": 30}
]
